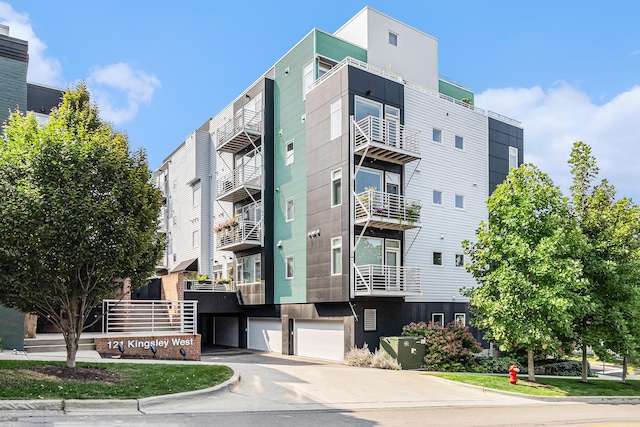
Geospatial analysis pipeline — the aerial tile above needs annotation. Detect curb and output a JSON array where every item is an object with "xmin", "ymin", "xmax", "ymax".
[{"xmin": 0, "ymin": 371, "xmax": 240, "ymax": 412}]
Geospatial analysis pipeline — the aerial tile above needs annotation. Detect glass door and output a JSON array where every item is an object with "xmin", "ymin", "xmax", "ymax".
[
  {"xmin": 385, "ymin": 240, "xmax": 401, "ymax": 290},
  {"xmin": 385, "ymin": 105, "xmax": 400, "ymax": 147}
]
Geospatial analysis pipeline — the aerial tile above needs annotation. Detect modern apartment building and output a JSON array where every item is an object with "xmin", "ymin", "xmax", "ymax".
[{"xmin": 157, "ymin": 7, "xmax": 523, "ymax": 360}]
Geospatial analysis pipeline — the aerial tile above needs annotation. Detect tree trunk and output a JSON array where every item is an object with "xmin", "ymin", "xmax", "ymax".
[
  {"xmin": 64, "ymin": 301, "xmax": 82, "ymax": 368},
  {"xmin": 527, "ymin": 349, "xmax": 536, "ymax": 382},
  {"xmin": 581, "ymin": 347, "xmax": 589, "ymax": 383},
  {"xmin": 622, "ymin": 355, "xmax": 627, "ymax": 384}
]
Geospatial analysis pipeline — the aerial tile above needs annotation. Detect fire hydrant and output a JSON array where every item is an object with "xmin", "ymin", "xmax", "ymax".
[{"xmin": 508, "ymin": 365, "xmax": 520, "ymax": 385}]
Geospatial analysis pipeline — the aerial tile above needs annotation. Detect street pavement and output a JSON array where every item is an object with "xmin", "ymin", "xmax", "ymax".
[{"xmin": 0, "ymin": 347, "xmax": 638, "ymax": 415}]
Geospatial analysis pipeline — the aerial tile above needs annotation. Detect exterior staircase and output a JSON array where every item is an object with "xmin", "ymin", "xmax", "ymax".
[{"xmin": 23, "ymin": 335, "xmax": 96, "ymax": 353}]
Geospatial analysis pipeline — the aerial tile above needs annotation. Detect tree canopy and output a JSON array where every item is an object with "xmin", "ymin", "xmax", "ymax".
[
  {"xmin": 463, "ymin": 164, "xmax": 587, "ymax": 381},
  {"xmin": 0, "ymin": 83, "xmax": 164, "ymax": 367}
]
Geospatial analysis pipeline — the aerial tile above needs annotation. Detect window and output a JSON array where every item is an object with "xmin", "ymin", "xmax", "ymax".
[
  {"xmin": 433, "ymin": 252, "xmax": 442, "ymax": 266},
  {"xmin": 330, "ymin": 99, "xmax": 342, "ymax": 140},
  {"xmin": 303, "ymin": 61, "xmax": 313, "ymax": 99},
  {"xmin": 192, "ymin": 230, "xmax": 200, "ymax": 248},
  {"xmin": 388, "ymin": 31, "xmax": 398, "ymax": 46},
  {"xmin": 331, "ymin": 169, "xmax": 342, "ymax": 207},
  {"xmin": 432, "ymin": 190, "xmax": 443, "ymax": 205},
  {"xmin": 509, "ymin": 146, "xmax": 519, "ymax": 169},
  {"xmin": 432, "ymin": 128, "xmax": 442, "ymax": 143},
  {"xmin": 286, "ymin": 198, "xmax": 294, "ymax": 222},
  {"xmin": 455, "ymin": 194, "xmax": 464, "ymax": 209},
  {"xmin": 432, "ymin": 313, "xmax": 444, "ymax": 327},
  {"xmin": 355, "ymin": 96, "xmax": 382, "ymax": 122},
  {"xmin": 331, "ymin": 237, "xmax": 342, "ymax": 275},
  {"xmin": 237, "ymin": 254, "xmax": 261, "ymax": 284},
  {"xmin": 318, "ymin": 61, "xmax": 332, "ymax": 78},
  {"xmin": 192, "ymin": 182, "xmax": 201, "ymax": 207},
  {"xmin": 356, "ymin": 237, "xmax": 383, "ymax": 266},
  {"xmin": 364, "ymin": 309, "xmax": 377, "ymax": 331},
  {"xmin": 455, "ymin": 254, "xmax": 464, "ymax": 267},
  {"xmin": 285, "ymin": 139, "xmax": 294, "ymax": 165},
  {"xmin": 455, "ymin": 313, "xmax": 466, "ymax": 325},
  {"xmin": 213, "ymin": 264, "xmax": 222, "ymax": 282},
  {"xmin": 286, "ymin": 256, "xmax": 294, "ymax": 279},
  {"xmin": 455, "ymin": 135, "xmax": 464, "ymax": 150}
]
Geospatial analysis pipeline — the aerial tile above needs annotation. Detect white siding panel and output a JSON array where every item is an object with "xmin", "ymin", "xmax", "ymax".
[{"xmin": 403, "ymin": 86, "xmax": 488, "ymax": 302}]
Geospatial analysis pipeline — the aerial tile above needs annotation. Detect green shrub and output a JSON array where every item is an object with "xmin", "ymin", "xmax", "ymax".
[
  {"xmin": 476, "ymin": 356, "xmax": 522, "ymax": 374},
  {"xmin": 534, "ymin": 360, "xmax": 594, "ymax": 376},
  {"xmin": 401, "ymin": 321, "xmax": 429, "ymax": 337}
]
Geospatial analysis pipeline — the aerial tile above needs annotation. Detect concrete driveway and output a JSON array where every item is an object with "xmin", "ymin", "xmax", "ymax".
[{"xmin": 141, "ymin": 349, "xmax": 537, "ymax": 414}]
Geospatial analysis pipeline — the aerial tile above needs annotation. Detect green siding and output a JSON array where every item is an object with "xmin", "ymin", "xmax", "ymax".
[
  {"xmin": 438, "ymin": 80, "xmax": 474, "ymax": 104},
  {"xmin": 0, "ymin": 56, "xmax": 27, "ymax": 132},
  {"xmin": 316, "ymin": 30, "xmax": 367, "ymax": 63},
  {"xmin": 272, "ymin": 30, "xmax": 367, "ymax": 304},
  {"xmin": 273, "ymin": 33, "xmax": 315, "ymax": 304}
]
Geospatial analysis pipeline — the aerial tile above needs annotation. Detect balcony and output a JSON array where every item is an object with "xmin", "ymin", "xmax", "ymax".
[
  {"xmin": 216, "ymin": 164, "xmax": 262, "ymax": 203},
  {"xmin": 354, "ymin": 264, "xmax": 421, "ymax": 296},
  {"xmin": 353, "ymin": 116, "xmax": 421, "ymax": 164},
  {"xmin": 184, "ymin": 280, "xmax": 234, "ymax": 292},
  {"xmin": 216, "ymin": 220, "xmax": 262, "ymax": 252},
  {"xmin": 216, "ymin": 109, "xmax": 262, "ymax": 153},
  {"xmin": 354, "ymin": 190, "xmax": 422, "ymax": 231}
]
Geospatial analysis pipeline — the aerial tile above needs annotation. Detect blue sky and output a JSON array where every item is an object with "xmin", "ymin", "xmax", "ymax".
[{"xmin": 2, "ymin": 1, "xmax": 639, "ymax": 200}]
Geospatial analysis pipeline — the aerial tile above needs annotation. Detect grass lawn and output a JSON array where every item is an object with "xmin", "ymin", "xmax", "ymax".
[
  {"xmin": 429, "ymin": 373, "xmax": 640, "ymax": 397},
  {"xmin": 0, "ymin": 360, "xmax": 233, "ymax": 400}
]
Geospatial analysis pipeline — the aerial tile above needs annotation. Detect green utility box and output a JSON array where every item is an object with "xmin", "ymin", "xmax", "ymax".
[{"xmin": 380, "ymin": 336, "xmax": 426, "ymax": 370}]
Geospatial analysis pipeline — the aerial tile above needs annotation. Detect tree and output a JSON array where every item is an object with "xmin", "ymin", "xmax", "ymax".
[
  {"xmin": 0, "ymin": 84, "xmax": 164, "ymax": 367},
  {"xmin": 463, "ymin": 164, "xmax": 586, "ymax": 381},
  {"xmin": 568, "ymin": 141, "xmax": 640, "ymax": 383}
]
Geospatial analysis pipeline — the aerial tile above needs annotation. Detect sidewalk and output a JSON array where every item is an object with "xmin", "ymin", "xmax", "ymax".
[{"xmin": 1, "ymin": 349, "xmax": 638, "ymax": 414}]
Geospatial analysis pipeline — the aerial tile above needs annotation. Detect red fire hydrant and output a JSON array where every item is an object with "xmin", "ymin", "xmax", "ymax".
[{"xmin": 508, "ymin": 365, "xmax": 520, "ymax": 385}]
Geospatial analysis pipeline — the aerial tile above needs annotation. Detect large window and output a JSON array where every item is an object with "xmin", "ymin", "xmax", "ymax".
[
  {"xmin": 303, "ymin": 61, "xmax": 313, "ymax": 99},
  {"xmin": 330, "ymin": 99, "xmax": 341, "ymax": 140},
  {"xmin": 331, "ymin": 237, "xmax": 342, "ymax": 275},
  {"xmin": 237, "ymin": 254, "xmax": 261, "ymax": 284},
  {"xmin": 285, "ymin": 139, "xmax": 294, "ymax": 165},
  {"xmin": 356, "ymin": 168, "xmax": 382, "ymax": 193},
  {"xmin": 331, "ymin": 169, "xmax": 342, "ymax": 207},
  {"xmin": 355, "ymin": 96, "xmax": 382, "ymax": 123},
  {"xmin": 509, "ymin": 146, "xmax": 519, "ymax": 169},
  {"xmin": 356, "ymin": 237, "xmax": 383, "ymax": 266},
  {"xmin": 286, "ymin": 256, "xmax": 294, "ymax": 279},
  {"xmin": 286, "ymin": 198, "xmax": 294, "ymax": 222}
]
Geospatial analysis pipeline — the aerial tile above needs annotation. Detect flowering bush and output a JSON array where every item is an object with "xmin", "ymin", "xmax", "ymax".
[
  {"xmin": 402, "ymin": 321, "xmax": 482, "ymax": 372},
  {"xmin": 371, "ymin": 348, "xmax": 401, "ymax": 370},
  {"xmin": 214, "ymin": 218, "xmax": 238, "ymax": 233},
  {"xmin": 344, "ymin": 343, "xmax": 373, "ymax": 367}
]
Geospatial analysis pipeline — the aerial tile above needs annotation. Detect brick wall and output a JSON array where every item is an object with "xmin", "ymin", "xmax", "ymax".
[{"xmin": 95, "ymin": 334, "xmax": 201, "ymax": 361}]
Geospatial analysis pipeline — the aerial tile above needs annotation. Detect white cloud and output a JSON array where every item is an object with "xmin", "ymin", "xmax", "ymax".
[
  {"xmin": 477, "ymin": 83, "xmax": 640, "ymax": 201},
  {"xmin": 0, "ymin": 1, "xmax": 63, "ymax": 86},
  {"xmin": 87, "ymin": 63, "xmax": 161, "ymax": 125}
]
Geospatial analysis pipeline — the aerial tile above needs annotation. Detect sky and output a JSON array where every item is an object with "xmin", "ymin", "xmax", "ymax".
[{"xmin": 2, "ymin": 1, "xmax": 639, "ymax": 201}]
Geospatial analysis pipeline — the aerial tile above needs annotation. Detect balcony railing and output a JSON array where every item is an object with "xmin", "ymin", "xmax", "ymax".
[
  {"xmin": 353, "ymin": 116, "xmax": 421, "ymax": 164},
  {"xmin": 216, "ymin": 164, "xmax": 262, "ymax": 202},
  {"xmin": 354, "ymin": 264, "xmax": 421, "ymax": 296},
  {"xmin": 216, "ymin": 109, "xmax": 262, "ymax": 153},
  {"xmin": 216, "ymin": 220, "xmax": 262, "ymax": 251},
  {"xmin": 354, "ymin": 190, "xmax": 421, "ymax": 230},
  {"xmin": 102, "ymin": 300, "xmax": 197, "ymax": 334},
  {"xmin": 184, "ymin": 280, "xmax": 234, "ymax": 292}
]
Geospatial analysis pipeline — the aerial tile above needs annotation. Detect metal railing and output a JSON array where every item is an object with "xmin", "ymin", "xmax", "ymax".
[
  {"xmin": 354, "ymin": 264, "xmax": 421, "ymax": 295},
  {"xmin": 354, "ymin": 190, "xmax": 422, "ymax": 224},
  {"xmin": 353, "ymin": 116, "xmax": 421, "ymax": 155},
  {"xmin": 102, "ymin": 300, "xmax": 197, "ymax": 334},
  {"xmin": 216, "ymin": 220, "xmax": 262, "ymax": 248},
  {"xmin": 216, "ymin": 109, "xmax": 262, "ymax": 148},
  {"xmin": 488, "ymin": 110, "xmax": 522, "ymax": 127},
  {"xmin": 184, "ymin": 280, "xmax": 234, "ymax": 292},
  {"xmin": 216, "ymin": 163, "xmax": 262, "ymax": 196}
]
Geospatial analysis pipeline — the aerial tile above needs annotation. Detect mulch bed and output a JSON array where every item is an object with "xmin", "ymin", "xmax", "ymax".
[{"xmin": 28, "ymin": 366, "xmax": 121, "ymax": 383}]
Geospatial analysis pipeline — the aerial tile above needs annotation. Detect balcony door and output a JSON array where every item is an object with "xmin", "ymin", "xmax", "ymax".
[
  {"xmin": 385, "ymin": 239, "xmax": 401, "ymax": 291},
  {"xmin": 385, "ymin": 105, "xmax": 400, "ymax": 147}
]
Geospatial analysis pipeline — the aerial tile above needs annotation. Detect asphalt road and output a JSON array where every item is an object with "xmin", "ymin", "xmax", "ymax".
[{"xmin": 1, "ymin": 403, "xmax": 639, "ymax": 426}]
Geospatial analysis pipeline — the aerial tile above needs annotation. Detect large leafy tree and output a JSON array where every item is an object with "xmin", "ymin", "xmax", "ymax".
[
  {"xmin": 0, "ymin": 84, "xmax": 164, "ymax": 367},
  {"xmin": 463, "ymin": 164, "xmax": 586, "ymax": 381},
  {"xmin": 568, "ymin": 142, "xmax": 640, "ymax": 383}
]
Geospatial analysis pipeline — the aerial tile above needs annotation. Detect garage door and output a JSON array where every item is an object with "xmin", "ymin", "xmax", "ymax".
[
  {"xmin": 294, "ymin": 319, "xmax": 345, "ymax": 361},
  {"xmin": 247, "ymin": 318, "xmax": 282, "ymax": 353}
]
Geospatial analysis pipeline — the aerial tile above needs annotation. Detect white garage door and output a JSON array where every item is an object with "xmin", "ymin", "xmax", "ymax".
[
  {"xmin": 247, "ymin": 318, "xmax": 282, "ymax": 353},
  {"xmin": 294, "ymin": 319, "xmax": 345, "ymax": 361}
]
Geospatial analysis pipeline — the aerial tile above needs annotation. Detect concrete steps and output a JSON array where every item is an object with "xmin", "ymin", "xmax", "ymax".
[{"xmin": 24, "ymin": 336, "xmax": 96, "ymax": 353}]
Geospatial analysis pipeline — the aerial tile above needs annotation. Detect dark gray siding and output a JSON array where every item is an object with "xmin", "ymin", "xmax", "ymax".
[
  {"xmin": 27, "ymin": 83, "xmax": 63, "ymax": 114},
  {"xmin": 488, "ymin": 117, "xmax": 524, "ymax": 194}
]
